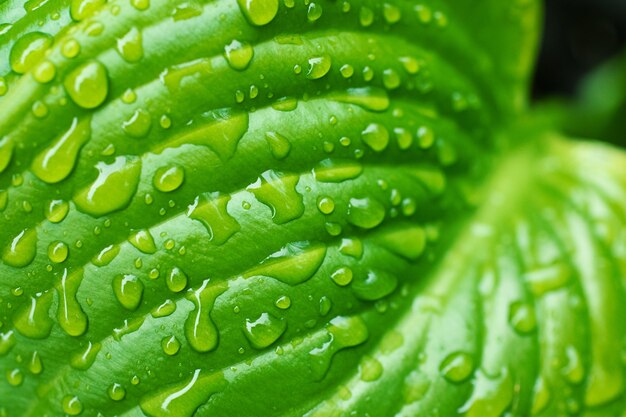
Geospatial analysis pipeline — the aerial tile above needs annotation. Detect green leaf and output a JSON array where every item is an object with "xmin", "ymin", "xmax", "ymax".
[{"xmin": 0, "ymin": 1, "xmax": 625, "ymax": 417}]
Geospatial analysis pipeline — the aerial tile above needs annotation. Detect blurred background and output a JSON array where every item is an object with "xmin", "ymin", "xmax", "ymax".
[{"xmin": 533, "ymin": 0, "xmax": 626, "ymax": 99}]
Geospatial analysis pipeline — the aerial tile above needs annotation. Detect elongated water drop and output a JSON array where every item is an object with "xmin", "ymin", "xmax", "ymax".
[
  {"xmin": 187, "ymin": 193, "xmax": 240, "ymax": 245},
  {"xmin": 128, "ymin": 229, "xmax": 157, "ymax": 254},
  {"xmin": 151, "ymin": 299, "xmax": 176, "ymax": 318},
  {"xmin": 248, "ymin": 170, "xmax": 304, "ymax": 224},
  {"xmin": 264, "ymin": 131, "xmax": 291, "ymax": 159},
  {"xmin": 32, "ymin": 117, "xmax": 92, "ymax": 184},
  {"xmin": 139, "ymin": 369, "xmax": 226, "ymax": 417},
  {"xmin": 313, "ymin": 159, "xmax": 363, "ymax": 183},
  {"xmin": 70, "ymin": 341, "xmax": 101, "ymax": 370},
  {"xmin": 112, "ymin": 274, "xmax": 144, "ymax": 311},
  {"xmin": 74, "ymin": 156, "xmax": 142, "ymax": 217},
  {"xmin": 92, "ymin": 245, "xmax": 120, "ymax": 266},
  {"xmin": 29, "ymin": 351, "xmax": 43, "ymax": 374},
  {"xmin": 2, "ymin": 228, "xmax": 37, "ymax": 268},
  {"xmin": 330, "ymin": 87, "xmax": 389, "ymax": 112},
  {"xmin": 45, "ymin": 199, "xmax": 70, "ymax": 223},
  {"xmin": 440, "ymin": 351, "xmax": 474, "ymax": 383},
  {"xmin": 166, "ymin": 267, "xmax": 188, "ymax": 293},
  {"xmin": 56, "ymin": 269, "xmax": 88, "ymax": 336},
  {"xmin": 13, "ymin": 291, "xmax": 54, "ymax": 339},
  {"xmin": 185, "ymin": 279, "xmax": 228, "ymax": 352},
  {"xmin": 247, "ymin": 242, "xmax": 326, "ymax": 285},
  {"xmin": 64, "ymin": 60, "xmax": 108, "ymax": 109}
]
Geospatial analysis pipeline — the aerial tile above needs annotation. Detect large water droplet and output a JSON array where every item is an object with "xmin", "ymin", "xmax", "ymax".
[
  {"xmin": 63, "ymin": 60, "xmax": 109, "ymax": 109},
  {"xmin": 247, "ymin": 241, "xmax": 326, "ymax": 285},
  {"xmin": 352, "ymin": 269, "xmax": 397, "ymax": 300},
  {"xmin": 361, "ymin": 123, "xmax": 390, "ymax": 152},
  {"xmin": 243, "ymin": 312, "xmax": 286, "ymax": 349},
  {"xmin": 139, "ymin": 369, "xmax": 226, "ymax": 417},
  {"xmin": 184, "ymin": 279, "xmax": 228, "ymax": 353},
  {"xmin": 116, "ymin": 27, "xmax": 143, "ymax": 63},
  {"xmin": 70, "ymin": 341, "xmax": 101, "ymax": 370},
  {"xmin": 56, "ymin": 269, "xmax": 88, "ymax": 336},
  {"xmin": 187, "ymin": 193, "xmax": 240, "ymax": 245},
  {"xmin": 32, "ymin": 117, "xmax": 92, "ymax": 184},
  {"xmin": 13, "ymin": 291, "xmax": 54, "ymax": 339},
  {"xmin": 330, "ymin": 87, "xmax": 389, "ymax": 112},
  {"xmin": 153, "ymin": 165, "xmax": 185, "ymax": 192},
  {"xmin": 309, "ymin": 316, "xmax": 369, "ymax": 379},
  {"xmin": 247, "ymin": 170, "xmax": 304, "ymax": 224},
  {"xmin": 74, "ymin": 156, "xmax": 142, "ymax": 217},
  {"xmin": 264, "ymin": 131, "xmax": 291, "ymax": 160},
  {"xmin": 122, "ymin": 108, "xmax": 152, "ymax": 138},
  {"xmin": 112, "ymin": 274, "xmax": 144, "ymax": 311},
  {"xmin": 378, "ymin": 226, "xmax": 426, "ymax": 260},
  {"xmin": 9, "ymin": 32, "xmax": 52, "ymax": 74},
  {"xmin": 2, "ymin": 228, "xmax": 37, "ymax": 268},
  {"xmin": 237, "ymin": 0, "xmax": 279, "ymax": 26},
  {"xmin": 313, "ymin": 159, "xmax": 363, "ymax": 183},
  {"xmin": 348, "ymin": 197, "xmax": 386, "ymax": 229}
]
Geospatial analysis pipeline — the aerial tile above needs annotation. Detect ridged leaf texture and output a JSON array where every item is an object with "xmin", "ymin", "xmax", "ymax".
[{"xmin": 0, "ymin": 1, "xmax": 625, "ymax": 416}]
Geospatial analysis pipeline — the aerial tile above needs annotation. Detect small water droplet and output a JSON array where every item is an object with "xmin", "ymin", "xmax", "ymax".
[
  {"xmin": 307, "ymin": 2, "xmax": 323, "ymax": 21},
  {"xmin": 0, "ymin": 331, "xmax": 16, "ymax": 355},
  {"xmin": 70, "ymin": 0, "xmax": 106, "ymax": 21},
  {"xmin": 383, "ymin": 3, "xmax": 402, "ymax": 24},
  {"xmin": 331, "ymin": 267, "xmax": 353, "ymax": 286},
  {"xmin": 166, "ymin": 267, "xmax": 188, "ymax": 293},
  {"xmin": 6, "ymin": 368, "xmax": 24, "ymax": 386},
  {"xmin": 48, "ymin": 241, "xmax": 69, "ymax": 263},
  {"xmin": 508, "ymin": 301, "xmax": 536, "ymax": 334},
  {"xmin": 28, "ymin": 351, "xmax": 43, "ymax": 374},
  {"xmin": 151, "ymin": 299, "xmax": 177, "ymax": 318},
  {"xmin": 361, "ymin": 123, "xmax": 390, "ymax": 152},
  {"xmin": 153, "ymin": 165, "xmax": 185, "ymax": 192},
  {"xmin": 348, "ymin": 197, "xmax": 386, "ymax": 229},
  {"xmin": 264, "ymin": 131, "xmax": 291, "ymax": 160},
  {"xmin": 117, "ymin": 27, "xmax": 143, "ymax": 62},
  {"xmin": 92, "ymin": 244, "xmax": 120, "ymax": 266},
  {"xmin": 275, "ymin": 295, "xmax": 291, "ymax": 310},
  {"xmin": 108, "ymin": 383, "xmax": 126, "ymax": 401},
  {"xmin": 359, "ymin": 6, "xmax": 374, "ymax": 27},
  {"xmin": 62, "ymin": 395, "xmax": 83, "ymax": 416},
  {"xmin": 122, "ymin": 108, "xmax": 152, "ymax": 138},
  {"xmin": 128, "ymin": 229, "xmax": 157, "ymax": 254},
  {"xmin": 360, "ymin": 355, "xmax": 383, "ymax": 381},
  {"xmin": 162, "ymin": 335, "xmax": 181, "ymax": 356},
  {"xmin": 224, "ymin": 39, "xmax": 254, "ymax": 70}
]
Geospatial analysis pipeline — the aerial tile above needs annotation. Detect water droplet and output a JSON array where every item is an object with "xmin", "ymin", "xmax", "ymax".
[
  {"xmin": 185, "ymin": 279, "xmax": 228, "ymax": 352},
  {"xmin": 13, "ymin": 291, "xmax": 54, "ymax": 339},
  {"xmin": 131, "ymin": 0, "xmax": 149, "ymax": 11},
  {"xmin": 54, "ymin": 269, "xmax": 88, "ymax": 336},
  {"xmin": 382, "ymin": 68, "xmax": 401, "ymax": 90},
  {"xmin": 330, "ymin": 87, "xmax": 389, "ymax": 112},
  {"xmin": 306, "ymin": 55, "xmax": 332, "ymax": 80},
  {"xmin": 108, "ymin": 383, "xmax": 126, "ymax": 401},
  {"xmin": 117, "ymin": 27, "xmax": 143, "ymax": 62},
  {"xmin": 359, "ymin": 6, "xmax": 374, "ymax": 27},
  {"xmin": 32, "ymin": 100, "xmax": 48, "ymax": 118},
  {"xmin": 2, "ymin": 228, "xmax": 37, "ymax": 268},
  {"xmin": 331, "ymin": 267, "xmax": 353, "ymax": 286},
  {"xmin": 163, "ymin": 110, "xmax": 248, "ymax": 161},
  {"xmin": 243, "ymin": 312, "xmax": 286, "ymax": 349},
  {"xmin": 70, "ymin": 0, "xmax": 106, "ymax": 21},
  {"xmin": 400, "ymin": 56, "xmax": 421, "ymax": 74},
  {"xmin": 307, "ymin": 2, "xmax": 323, "ymax": 21},
  {"xmin": 352, "ymin": 269, "xmax": 397, "ymax": 300},
  {"xmin": 92, "ymin": 244, "xmax": 120, "ymax": 266},
  {"xmin": 74, "ymin": 155, "xmax": 142, "ymax": 217},
  {"xmin": 458, "ymin": 369, "xmax": 513, "ymax": 417},
  {"xmin": 61, "ymin": 38, "xmax": 81, "ymax": 58},
  {"xmin": 172, "ymin": 2, "xmax": 203, "ymax": 20},
  {"xmin": 403, "ymin": 371, "xmax": 430, "ymax": 403},
  {"xmin": 187, "ymin": 193, "xmax": 240, "ymax": 245},
  {"xmin": 0, "ymin": 137, "xmax": 14, "ymax": 174},
  {"xmin": 563, "ymin": 346, "xmax": 584, "ymax": 384},
  {"xmin": 264, "ymin": 131, "xmax": 291, "ymax": 160},
  {"xmin": 63, "ymin": 60, "xmax": 109, "ymax": 109},
  {"xmin": 440, "ymin": 351, "xmax": 474, "ymax": 383},
  {"xmin": 9, "ymin": 32, "xmax": 52, "ymax": 74},
  {"xmin": 139, "ymin": 369, "xmax": 226, "ymax": 417},
  {"xmin": 113, "ymin": 317, "xmax": 145, "ymax": 340},
  {"xmin": 122, "ymin": 108, "xmax": 152, "ymax": 138},
  {"xmin": 339, "ymin": 238, "xmax": 363, "ymax": 259},
  {"xmin": 224, "ymin": 39, "xmax": 254, "ymax": 70},
  {"xmin": 313, "ymin": 159, "xmax": 363, "ymax": 183},
  {"xmin": 275, "ymin": 295, "xmax": 291, "ymax": 310},
  {"xmin": 70, "ymin": 341, "xmax": 101, "ymax": 370},
  {"xmin": 378, "ymin": 226, "xmax": 426, "ymax": 260},
  {"xmin": 361, "ymin": 123, "xmax": 390, "ymax": 152},
  {"xmin": 237, "ymin": 0, "xmax": 279, "ymax": 26},
  {"xmin": 247, "ymin": 242, "xmax": 326, "ymax": 285},
  {"xmin": 28, "ymin": 351, "xmax": 43, "ymax": 374},
  {"xmin": 7, "ymin": 368, "xmax": 24, "ymax": 386},
  {"xmin": 0, "ymin": 331, "xmax": 16, "ymax": 355},
  {"xmin": 317, "ymin": 196, "xmax": 335, "ymax": 215},
  {"xmin": 508, "ymin": 301, "xmax": 536, "ymax": 334},
  {"xmin": 309, "ymin": 316, "xmax": 369, "ymax": 379},
  {"xmin": 531, "ymin": 377, "xmax": 550, "ymax": 415},
  {"xmin": 153, "ymin": 165, "xmax": 185, "ymax": 192},
  {"xmin": 348, "ymin": 197, "xmax": 385, "ymax": 229},
  {"xmin": 31, "ymin": 117, "xmax": 91, "ymax": 184},
  {"xmin": 48, "ymin": 241, "xmax": 69, "ymax": 263},
  {"xmin": 383, "ymin": 3, "xmax": 401, "ymax": 23},
  {"xmin": 112, "ymin": 274, "xmax": 144, "ymax": 311},
  {"xmin": 360, "ymin": 355, "xmax": 383, "ymax": 381},
  {"xmin": 162, "ymin": 335, "xmax": 181, "ymax": 356},
  {"xmin": 128, "ymin": 229, "xmax": 157, "ymax": 254},
  {"xmin": 248, "ymin": 170, "xmax": 304, "ymax": 224},
  {"xmin": 524, "ymin": 262, "xmax": 572, "ymax": 297},
  {"xmin": 62, "ymin": 395, "xmax": 83, "ymax": 415},
  {"xmin": 151, "ymin": 299, "xmax": 177, "ymax": 318},
  {"xmin": 340, "ymin": 64, "xmax": 354, "ymax": 78},
  {"xmin": 166, "ymin": 267, "xmax": 188, "ymax": 293}
]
